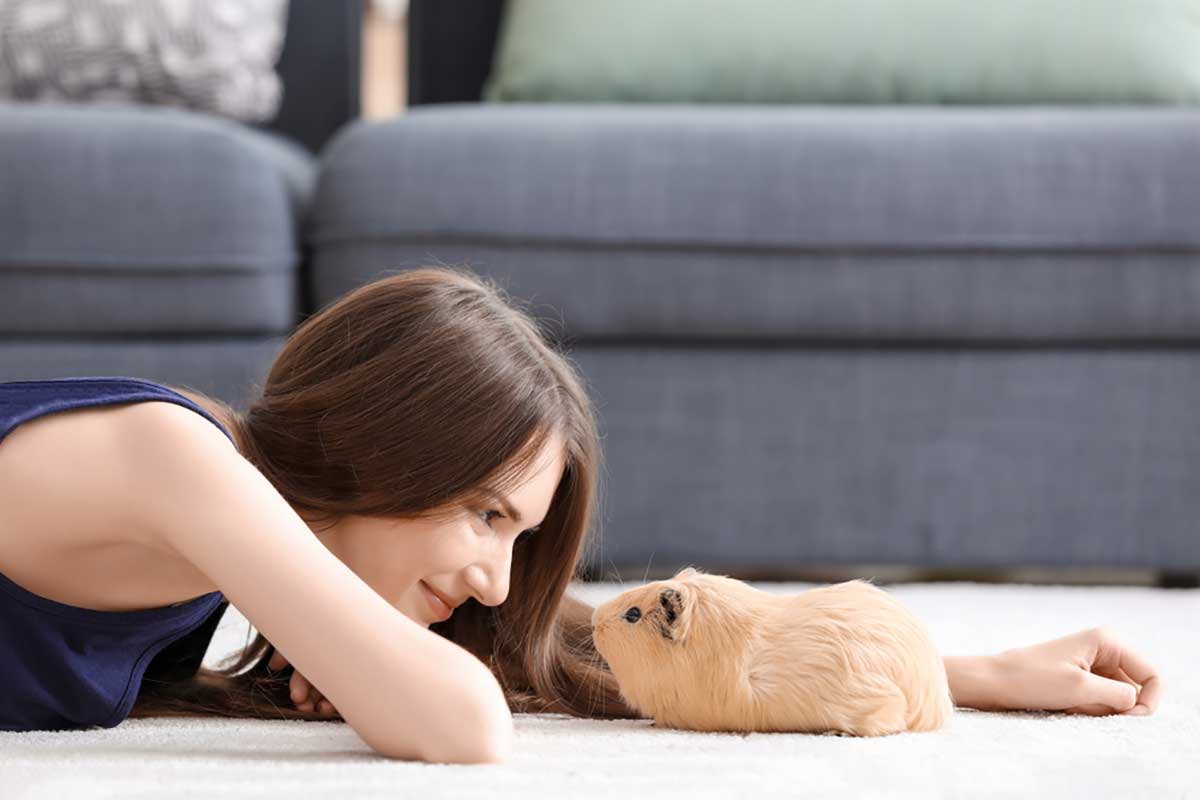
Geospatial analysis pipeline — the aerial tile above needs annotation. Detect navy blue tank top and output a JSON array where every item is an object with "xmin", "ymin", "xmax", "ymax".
[{"xmin": 0, "ymin": 376, "xmax": 233, "ymax": 731}]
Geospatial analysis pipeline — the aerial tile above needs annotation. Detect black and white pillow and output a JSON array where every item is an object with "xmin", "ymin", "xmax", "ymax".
[{"xmin": 0, "ymin": 0, "xmax": 288, "ymax": 122}]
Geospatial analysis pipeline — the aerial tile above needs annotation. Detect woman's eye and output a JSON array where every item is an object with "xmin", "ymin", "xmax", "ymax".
[{"xmin": 478, "ymin": 508, "xmax": 541, "ymax": 539}]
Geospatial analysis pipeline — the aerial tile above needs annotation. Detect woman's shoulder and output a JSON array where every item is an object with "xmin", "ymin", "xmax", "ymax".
[
  {"xmin": 0, "ymin": 389, "xmax": 235, "ymax": 482},
  {"xmin": 0, "ymin": 393, "xmax": 244, "ymax": 546},
  {"xmin": 0, "ymin": 395, "xmax": 243, "ymax": 609},
  {"xmin": 0, "ymin": 379, "xmax": 241, "ymax": 463},
  {"xmin": 156, "ymin": 385, "xmax": 244, "ymax": 454}
]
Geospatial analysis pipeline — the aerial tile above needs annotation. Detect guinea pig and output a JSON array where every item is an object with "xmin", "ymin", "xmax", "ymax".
[{"xmin": 590, "ymin": 566, "xmax": 954, "ymax": 737}]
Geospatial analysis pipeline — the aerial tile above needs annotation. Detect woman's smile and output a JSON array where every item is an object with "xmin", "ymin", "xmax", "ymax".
[{"xmin": 420, "ymin": 580, "xmax": 454, "ymax": 622}]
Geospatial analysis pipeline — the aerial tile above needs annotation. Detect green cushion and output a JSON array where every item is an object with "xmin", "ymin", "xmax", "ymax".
[{"xmin": 483, "ymin": 0, "xmax": 1200, "ymax": 104}]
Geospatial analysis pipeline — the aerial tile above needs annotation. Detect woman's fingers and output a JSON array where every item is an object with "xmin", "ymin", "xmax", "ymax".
[
  {"xmin": 303, "ymin": 687, "xmax": 337, "ymax": 717},
  {"xmin": 269, "ymin": 646, "xmax": 335, "ymax": 716},
  {"xmin": 290, "ymin": 670, "xmax": 337, "ymax": 716},
  {"xmin": 1108, "ymin": 665, "xmax": 1140, "ymax": 689},
  {"xmin": 267, "ymin": 647, "xmax": 288, "ymax": 673},
  {"xmin": 1088, "ymin": 627, "xmax": 1163, "ymax": 716},
  {"xmin": 1092, "ymin": 628, "xmax": 1163, "ymax": 715},
  {"xmin": 290, "ymin": 670, "xmax": 310, "ymax": 706}
]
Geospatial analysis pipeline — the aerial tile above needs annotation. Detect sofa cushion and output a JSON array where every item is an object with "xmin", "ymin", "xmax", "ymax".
[
  {"xmin": 0, "ymin": 0, "xmax": 288, "ymax": 122},
  {"xmin": 309, "ymin": 104, "xmax": 1200, "ymax": 342},
  {"xmin": 0, "ymin": 102, "xmax": 314, "ymax": 335},
  {"xmin": 484, "ymin": 0, "xmax": 1200, "ymax": 105}
]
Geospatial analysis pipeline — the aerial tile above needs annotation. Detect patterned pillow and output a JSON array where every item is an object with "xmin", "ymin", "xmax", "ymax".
[{"xmin": 0, "ymin": 0, "xmax": 288, "ymax": 122}]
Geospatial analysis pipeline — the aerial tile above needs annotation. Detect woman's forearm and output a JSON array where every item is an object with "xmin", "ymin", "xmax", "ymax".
[{"xmin": 943, "ymin": 654, "xmax": 1005, "ymax": 711}]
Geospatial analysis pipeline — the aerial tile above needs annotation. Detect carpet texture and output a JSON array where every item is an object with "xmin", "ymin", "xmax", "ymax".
[{"xmin": 3, "ymin": 580, "xmax": 1197, "ymax": 799}]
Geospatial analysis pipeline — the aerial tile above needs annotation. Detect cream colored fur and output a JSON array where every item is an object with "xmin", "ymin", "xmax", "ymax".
[{"xmin": 591, "ymin": 567, "xmax": 954, "ymax": 736}]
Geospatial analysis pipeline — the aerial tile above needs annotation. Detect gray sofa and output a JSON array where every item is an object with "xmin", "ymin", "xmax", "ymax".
[
  {"xmin": 3, "ymin": 0, "xmax": 1197, "ymax": 585},
  {"xmin": 0, "ymin": 0, "xmax": 361, "ymax": 404},
  {"xmin": 314, "ymin": 0, "xmax": 1197, "ymax": 583}
]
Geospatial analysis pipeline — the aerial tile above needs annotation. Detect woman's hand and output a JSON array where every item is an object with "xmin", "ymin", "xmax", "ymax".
[
  {"xmin": 267, "ymin": 647, "xmax": 339, "ymax": 718},
  {"xmin": 988, "ymin": 626, "xmax": 1163, "ymax": 716}
]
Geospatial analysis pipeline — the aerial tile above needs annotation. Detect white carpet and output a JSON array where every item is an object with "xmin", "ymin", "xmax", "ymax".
[{"xmin": 3, "ymin": 580, "xmax": 1197, "ymax": 799}]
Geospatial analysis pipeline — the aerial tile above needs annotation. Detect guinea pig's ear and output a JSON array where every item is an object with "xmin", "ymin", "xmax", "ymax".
[
  {"xmin": 674, "ymin": 566, "xmax": 701, "ymax": 581},
  {"xmin": 658, "ymin": 584, "xmax": 694, "ymax": 643}
]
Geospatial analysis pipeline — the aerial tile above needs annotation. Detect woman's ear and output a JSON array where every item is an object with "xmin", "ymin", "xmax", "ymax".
[{"xmin": 657, "ymin": 584, "xmax": 694, "ymax": 643}]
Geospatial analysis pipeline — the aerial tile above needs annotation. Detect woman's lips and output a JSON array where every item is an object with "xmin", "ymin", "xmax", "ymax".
[{"xmin": 420, "ymin": 581, "xmax": 454, "ymax": 622}]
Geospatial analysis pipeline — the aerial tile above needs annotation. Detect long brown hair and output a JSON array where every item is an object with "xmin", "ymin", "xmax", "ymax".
[{"xmin": 128, "ymin": 266, "xmax": 640, "ymax": 723}]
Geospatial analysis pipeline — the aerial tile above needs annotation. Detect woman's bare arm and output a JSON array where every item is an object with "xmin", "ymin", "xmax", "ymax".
[
  {"xmin": 943, "ymin": 655, "xmax": 1003, "ymax": 710},
  {"xmin": 943, "ymin": 626, "xmax": 1161, "ymax": 716},
  {"xmin": 121, "ymin": 402, "xmax": 514, "ymax": 763}
]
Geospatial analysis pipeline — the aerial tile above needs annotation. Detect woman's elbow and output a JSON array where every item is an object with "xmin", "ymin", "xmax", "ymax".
[
  {"xmin": 375, "ymin": 696, "xmax": 514, "ymax": 765},
  {"xmin": 419, "ymin": 704, "xmax": 514, "ymax": 765}
]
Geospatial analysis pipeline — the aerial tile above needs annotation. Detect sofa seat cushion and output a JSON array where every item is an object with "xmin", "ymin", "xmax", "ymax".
[
  {"xmin": 0, "ymin": 102, "xmax": 314, "ymax": 335},
  {"xmin": 310, "ymin": 104, "xmax": 1200, "ymax": 342}
]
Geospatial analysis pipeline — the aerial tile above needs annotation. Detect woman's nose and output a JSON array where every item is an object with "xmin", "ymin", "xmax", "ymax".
[{"xmin": 465, "ymin": 541, "xmax": 513, "ymax": 607}]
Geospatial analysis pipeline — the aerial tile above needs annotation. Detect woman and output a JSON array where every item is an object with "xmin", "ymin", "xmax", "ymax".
[{"xmin": 0, "ymin": 267, "xmax": 1162, "ymax": 762}]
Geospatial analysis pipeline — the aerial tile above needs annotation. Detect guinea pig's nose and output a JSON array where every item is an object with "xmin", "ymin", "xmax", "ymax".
[{"xmin": 623, "ymin": 606, "xmax": 641, "ymax": 623}]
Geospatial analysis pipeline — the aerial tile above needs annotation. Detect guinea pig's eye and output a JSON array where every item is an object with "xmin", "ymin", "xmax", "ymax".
[{"xmin": 622, "ymin": 606, "xmax": 641, "ymax": 623}]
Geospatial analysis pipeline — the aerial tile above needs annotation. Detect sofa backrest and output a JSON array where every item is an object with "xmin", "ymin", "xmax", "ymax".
[
  {"xmin": 408, "ymin": 0, "xmax": 504, "ymax": 105},
  {"xmin": 262, "ymin": 0, "xmax": 363, "ymax": 152}
]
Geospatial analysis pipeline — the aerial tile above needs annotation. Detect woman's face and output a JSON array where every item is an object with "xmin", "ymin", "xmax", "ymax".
[{"xmin": 299, "ymin": 431, "xmax": 567, "ymax": 627}]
